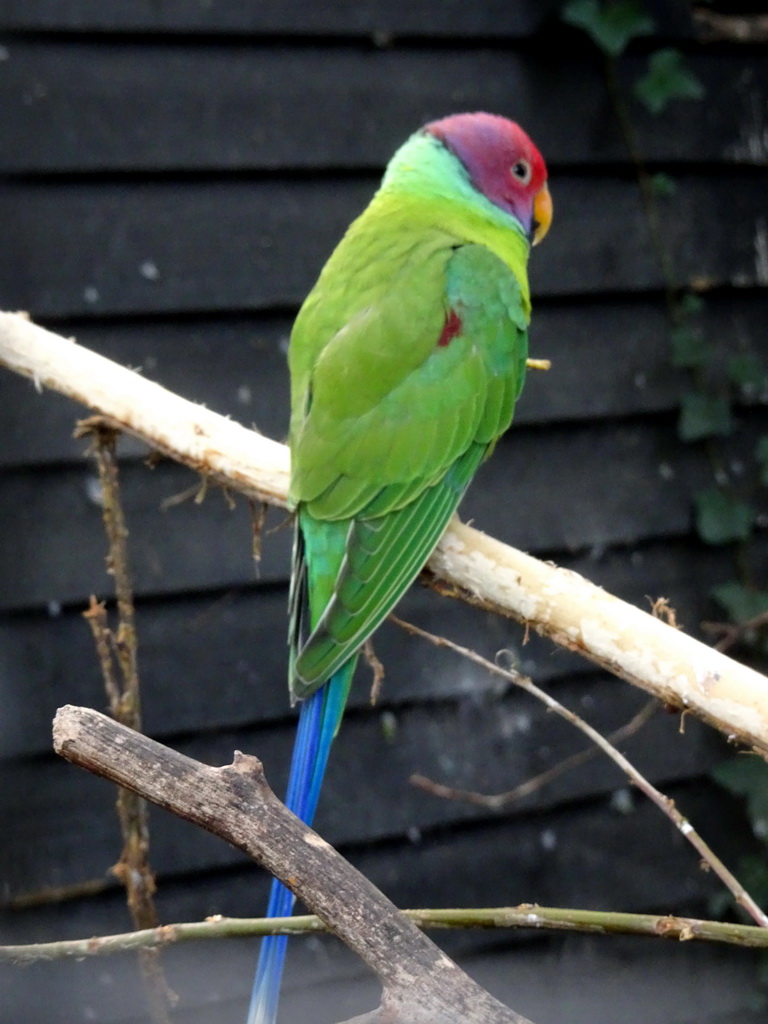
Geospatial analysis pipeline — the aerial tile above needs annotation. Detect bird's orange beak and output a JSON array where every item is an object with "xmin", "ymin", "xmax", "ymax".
[{"xmin": 532, "ymin": 183, "xmax": 552, "ymax": 246}]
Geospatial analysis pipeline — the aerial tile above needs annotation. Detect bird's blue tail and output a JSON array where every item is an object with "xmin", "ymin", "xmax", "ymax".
[{"xmin": 247, "ymin": 661, "xmax": 354, "ymax": 1024}]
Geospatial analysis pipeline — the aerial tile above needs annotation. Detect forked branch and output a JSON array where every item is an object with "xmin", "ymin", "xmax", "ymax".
[{"xmin": 53, "ymin": 704, "xmax": 534, "ymax": 1024}]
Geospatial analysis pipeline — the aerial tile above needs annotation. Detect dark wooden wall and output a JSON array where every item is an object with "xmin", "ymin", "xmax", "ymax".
[{"xmin": 1, "ymin": 3, "xmax": 767, "ymax": 1022}]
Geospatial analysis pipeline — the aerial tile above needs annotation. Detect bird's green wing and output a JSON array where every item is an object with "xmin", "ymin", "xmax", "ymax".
[{"xmin": 289, "ymin": 240, "xmax": 529, "ymax": 699}]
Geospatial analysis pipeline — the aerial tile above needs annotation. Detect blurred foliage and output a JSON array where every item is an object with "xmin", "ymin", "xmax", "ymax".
[
  {"xmin": 633, "ymin": 48, "xmax": 706, "ymax": 113},
  {"xmin": 564, "ymin": 5, "xmax": 768, "ymax": 964},
  {"xmin": 560, "ymin": 0, "xmax": 768, "ymax": 657},
  {"xmin": 561, "ymin": 0, "xmax": 654, "ymax": 55}
]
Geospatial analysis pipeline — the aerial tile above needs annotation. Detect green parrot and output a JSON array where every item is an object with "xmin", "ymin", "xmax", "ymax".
[{"xmin": 249, "ymin": 111, "xmax": 552, "ymax": 1024}]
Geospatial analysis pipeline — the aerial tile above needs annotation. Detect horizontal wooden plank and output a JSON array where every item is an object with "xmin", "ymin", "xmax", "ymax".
[
  {"xmin": 0, "ymin": 0, "xmax": 698, "ymax": 39},
  {"xmin": 0, "ymin": 316, "xmax": 293, "ymax": 467},
  {"xmin": 0, "ymin": 0, "xmax": 570, "ymax": 37},
  {"xmin": 1, "ymin": 536, "xmax": 751, "ymax": 760},
  {"xmin": 1, "ymin": 936, "xmax": 759, "ymax": 1024},
  {"xmin": 0, "ymin": 43, "xmax": 760, "ymax": 172},
  {"xmin": 3, "ymin": 782, "xmax": 742, "ymax": 942},
  {"xmin": 0, "ymin": 674, "xmax": 722, "ymax": 898},
  {"xmin": 0, "ymin": 414, "xmax": 726, "ymax": 612},
  {"xmin": 2, "ymin": 290, "xmax": 767, "ymax": 470},
  {"xmin": 0, "ymin": 459, "xmax": 293, "ymax": 612},
  {"xmin": 0, "ymin": 782, "xmax": 752, "ymax": 1024},
  {"xmin": 1, "ymin": 173, "xmax": 766, "ymax": 319}
]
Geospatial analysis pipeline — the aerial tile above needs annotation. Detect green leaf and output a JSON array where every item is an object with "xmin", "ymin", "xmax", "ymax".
[
  {"xmin": 757, "ymin": 436, "xmax": 768, "ymax": 487},
  {"xmin": 678, "ymin": 392, "xmax": 732, "ymax": 440},
  {"xmin": 734, "ymin": 857, "xmax": 768, "ymax": 916},
  {"xmin": 713, "ymin": 756, "xmax": 768, "ymax": 798},
  {"xmin": 727, "ymin": 352, "xmax": 766, "ymax": 389},
  {"xmin": 694, "ymin": 488, "xmax": 754, "ymax": 544},
  {"xmin": 713, "ymin": 757, "xmax": 768, "ymax": 841},
  {"xmin": 634, "ymin": 48, "xmax": 706, "ymax": 115},
  {"xmin": 711, "ymin": 581, "xmax": 768, "ymax": 623},
  {"xmin": 748, "ymin": 995, "xmax": 768, "ymax": 1015},
  {"xmin": 380, "ymin": 710, "xmax": 398, "ymax": 743},
  {"xmin": 677, "ymin": 292, "xmax": 704, "ymax": 318},
  {"xmin": 562, "ymin": 0, "xmax": 655, "ymax": 56},
  {"xmin": 650, "ymin": 172, "xmax": 677, "ymax": 198},
  {"xmin": 670, "ymin": 325, "xmax": 710, "ymax": 368}
]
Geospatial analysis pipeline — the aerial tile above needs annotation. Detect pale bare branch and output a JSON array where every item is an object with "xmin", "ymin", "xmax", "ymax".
[{"xmin": 2, "ymin": 311, "xmax": 767, "ymax": 758}]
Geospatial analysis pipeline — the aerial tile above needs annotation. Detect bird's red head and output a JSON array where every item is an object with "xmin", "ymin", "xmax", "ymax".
[{"xmin": 424, "ymin": 112, "xmax": 552, "ymax": 245}]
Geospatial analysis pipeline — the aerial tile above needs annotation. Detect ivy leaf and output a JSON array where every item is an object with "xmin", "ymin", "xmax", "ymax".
[
  {"xmin": 650, "ymin": 172, "xmax": 677, "ymax": 198},
  {"xmin": 757, "ymin": 435, "xmax": 768, "ymax": 487},
  {"xmin": 713, "ymin": 757, "xmax": 768, "ymax": 840},
  {"xmin": 727, "ymin": 352, "xmax": 766, "ymax": 389},
  {"xmin": 677, "ymin": 292, "xmax": 704, "ymax": 318},
  {"xmin": 694, "ymin": 488, "xmax": 754, "ymax": 544},
  {"xmin": 562, "ymin": 0, "xmax": 655, "ymax": 57},
  {"xmin": 670, "ymin": 325, "xmax": 709, "ymax": 368},
  {"xmin": 711, "ymin": 581, "xmax": 768, "ymax": 623},
  {"xmin": 634, "ymin": 49, "xmax": 706, "ymax": 115},
  {"xmin": 710, "ymin": 857, "xmax": 768, "ymax": 922},
  {"xmin": 678, "ymin": 392, "xmax": 732, "ymax": 440}
]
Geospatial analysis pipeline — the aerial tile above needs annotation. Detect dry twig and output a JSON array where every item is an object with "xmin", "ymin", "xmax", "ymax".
[
  {"xmin": 248, "ymin": 498, "xmax": 269, "ymax": 565},
  {"xmin": 364, "ymin": 638, "xmax": 386, "ymax": 705},
  {"xmin": 412, "ymin": 699, "xmax": 657, "ymax": 810},
  {"xmin": 702, "ymin": 610, "xmax": 768, "ymax": 654},
  {"xmin": 77, "ymin": 422, "xmax": 174, "ymax": 1022},
  {"xmin": 693, "ymin": 9, "xmax": 768, "ymax": 44},
  {"xmin": 392, "ymin": 616, "xmax": 768, "ymax": 929}
]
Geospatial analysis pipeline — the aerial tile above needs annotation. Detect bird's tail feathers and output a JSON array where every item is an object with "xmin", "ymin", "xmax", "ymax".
[{"xmin": 247, "ymin": 658, "xmax": 355, "ymax": 1024}]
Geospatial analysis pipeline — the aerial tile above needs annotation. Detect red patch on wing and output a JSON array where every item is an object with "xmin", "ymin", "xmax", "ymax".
[{"xmin": 438, "ymin": 308, "xmax": 463, "ymax": 348}]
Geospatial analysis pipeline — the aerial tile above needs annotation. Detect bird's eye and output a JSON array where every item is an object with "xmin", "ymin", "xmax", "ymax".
[{"xmin": 511, "ymin": 160, "xmax": 532, "ymax": 185}]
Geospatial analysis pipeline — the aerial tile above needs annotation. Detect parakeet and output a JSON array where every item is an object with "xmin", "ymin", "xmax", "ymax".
[{"xmin": 248, "ymin": 111, "xmax": 552, "ymax": 1024}]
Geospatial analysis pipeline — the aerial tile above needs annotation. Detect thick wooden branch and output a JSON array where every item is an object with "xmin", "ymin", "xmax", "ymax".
[
  {"xmin": 429, "ymin": 526, "xmax": 768, "ymax": 760},
  {"xmin": 3, "ymin": 312, "xmax": 768, "ymax": 758},
  {"xmin": 693, "ymin": 10, "xmax": 768, "ymax": 43},
  {"xmin": 53, "ymin": 705, "xmax": 534, "ymax": 1024},
  {"xmin": 0, "ymin": 312, "xmax": 289, "ymax": 505}
]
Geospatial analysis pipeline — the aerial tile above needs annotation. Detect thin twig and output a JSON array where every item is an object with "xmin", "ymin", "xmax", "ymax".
[
  {"xmin": 392, "ymin": 615, "xmax": 768, "ymax": 929},
  {"xmin": 649, "ymin": 597, "xmax": 682, "ymax": 630},
  {"xmin": 83, "ymin": 598, "xmax": 122, "ymax": 710},
  {"xmin": 7, "ymin": 877, "xmax": 110, "ymax": 909},
  {"xmin": 364, "ymin": 638, "xmax": 386, "ymax": 705},
  {"xmin": 693, "ymin": 10, "xmax": 768, "ymax": 43},
  {"xmin": 4, "ymin": 903, "xmax": 768, "ymax": 965},
  {"xmin": 602, "ymin": 56, "xmax": 678, "ymax": 319},
  {"xmin": 79, "ymin": 423, "xmax": 140, "ymax": 696},
  {"xmin": 412, "ymin": 699, "xmax": 657, "ymax": 810},
  {"xmin": 249, "ymin": 498, "xmax": 269, "ymax": 565},
  {"xmin": 77, "ymin": 422, "xmax": 174, "ymax": 1022},
  {"xmin": 702, "ymin": 609, "xmax": 768, "ymax": 653},
  {"xmin": 159, "ymin": 477, "xmax": 207, "ymax": 511}
]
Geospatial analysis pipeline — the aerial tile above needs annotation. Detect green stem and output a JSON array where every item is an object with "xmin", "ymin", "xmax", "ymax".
[
  {"xmin": 4, "ymin": 906, "xmax": 768, "ymax": 965},
  {"xmin": 603, "ymin": 55, "xmax": 679, "ymax": 319}
]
